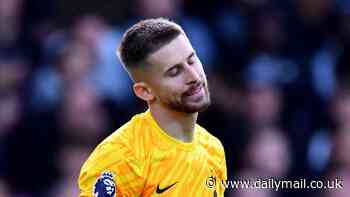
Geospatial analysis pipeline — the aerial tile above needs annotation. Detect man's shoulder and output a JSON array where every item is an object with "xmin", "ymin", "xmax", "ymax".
[
  {"xmin": 195, "ymin": 124, "xmax": 225, "ymax": 153},
  {"xmin": 80, "ymin": 112, "xmax": 150, "ymax": 172},
  {"xmin": 195, "ymin": 124, "xmax": 226, "ymax": 176}
]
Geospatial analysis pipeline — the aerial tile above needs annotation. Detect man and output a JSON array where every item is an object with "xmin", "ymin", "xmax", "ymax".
[{"xmin": 78, "ymin": 18, "xmax": 227, "ymax": 197}]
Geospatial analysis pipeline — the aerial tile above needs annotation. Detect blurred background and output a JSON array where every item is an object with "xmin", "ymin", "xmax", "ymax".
[{"xmin": 0, "ymin": 0, "xmax": 350, "ymax": 196}]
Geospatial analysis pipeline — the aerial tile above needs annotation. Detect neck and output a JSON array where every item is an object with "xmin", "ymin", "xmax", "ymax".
[{"xmin": 149, "ymin": 103, "xmax": 198, "ymax": 143}]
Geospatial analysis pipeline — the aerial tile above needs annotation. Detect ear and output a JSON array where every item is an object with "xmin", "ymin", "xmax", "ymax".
[{"xmin": 133, "ymin": 82, "xmax": 155, "ymax": 102}]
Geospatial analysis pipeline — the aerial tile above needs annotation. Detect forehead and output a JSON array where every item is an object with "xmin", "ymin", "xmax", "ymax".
[{"xmin": 145, "ymin": 34, "xmax": 194, "ymax": 71}]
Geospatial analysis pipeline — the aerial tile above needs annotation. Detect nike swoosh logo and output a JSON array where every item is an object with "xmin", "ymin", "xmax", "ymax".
[{"xmin": 156, "ymin": 182, "xmax": 177, "ymax": 194}]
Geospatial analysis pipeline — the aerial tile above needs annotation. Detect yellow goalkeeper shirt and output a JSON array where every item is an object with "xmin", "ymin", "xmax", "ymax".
[{"xmin": 78, "ymin": 110, "xmax": 227, "ymax": 197}]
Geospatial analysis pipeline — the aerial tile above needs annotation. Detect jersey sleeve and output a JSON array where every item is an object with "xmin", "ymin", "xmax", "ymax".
[
  {"xmin": 216, "ymin": 141, "xmax": 227, "ymax": 197},
  {"xmin": 78, "ymin": 141, "xmax": 145, "ymax": 197}
]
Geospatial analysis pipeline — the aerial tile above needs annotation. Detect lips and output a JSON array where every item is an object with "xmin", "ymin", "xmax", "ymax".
[{"xmin": 184, "ymin": 83, "xmax": 203, "ymax": 96}]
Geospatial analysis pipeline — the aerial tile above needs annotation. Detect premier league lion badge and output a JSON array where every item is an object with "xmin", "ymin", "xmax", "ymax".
[{"xmin": 93, "ymin": 172, "xmax": 116, "ymax": 197}]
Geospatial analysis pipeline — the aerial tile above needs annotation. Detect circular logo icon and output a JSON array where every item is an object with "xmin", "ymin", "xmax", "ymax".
[{"xmin": 206, "ymin": 175, "xmax": 217, "ymax": 189}]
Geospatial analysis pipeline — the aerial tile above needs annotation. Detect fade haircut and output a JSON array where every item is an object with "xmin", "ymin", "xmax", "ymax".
[{"xmin": 117, "ymin": 18, "xmax": 184, "ymax": 74}]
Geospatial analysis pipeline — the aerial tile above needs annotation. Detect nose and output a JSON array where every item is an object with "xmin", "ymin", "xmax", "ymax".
[{"xmin": 185, "ymin": 65, "xmax": 200, "ymax": 85}]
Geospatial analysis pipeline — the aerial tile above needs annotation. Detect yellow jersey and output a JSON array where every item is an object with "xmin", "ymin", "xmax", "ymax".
[{"xmin": 78, "ymin": 110, "xmax": 227, "ymax": 197}]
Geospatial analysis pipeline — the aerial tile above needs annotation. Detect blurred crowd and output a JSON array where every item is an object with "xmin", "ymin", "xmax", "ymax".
[{"xmin": 0, "ymin": 0, "xmax": 350, "ymax": 196}]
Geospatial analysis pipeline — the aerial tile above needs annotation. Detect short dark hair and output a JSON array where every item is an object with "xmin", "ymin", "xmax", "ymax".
[{"xmin": 117, "ymin": 18, "xmax": 184, "ymax": 70}]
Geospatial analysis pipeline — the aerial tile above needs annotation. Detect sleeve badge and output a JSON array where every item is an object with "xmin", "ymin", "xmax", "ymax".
[{"xmin": 93, "ymin": 172, "xmax": 116, "ymax": 197}]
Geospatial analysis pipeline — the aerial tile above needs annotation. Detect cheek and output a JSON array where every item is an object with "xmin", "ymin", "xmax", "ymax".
[
  {"xmin": 195, "ymin": 61, "xmax": 206, "ymax": 75},
  {"xmin": 154, "ymin": 80, "xmax": 184, "ymax": 98},
  {"xmin": 197, "ymin": 67, "xmax": 207, "ymax": 84}
]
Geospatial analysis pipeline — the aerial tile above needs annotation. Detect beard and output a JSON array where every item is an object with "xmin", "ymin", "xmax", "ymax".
[{"xmin": 161, "ymin": 82, "xmax": 211, "ymax": 113}]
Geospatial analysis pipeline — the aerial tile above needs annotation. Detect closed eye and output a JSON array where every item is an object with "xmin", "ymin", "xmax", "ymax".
[
  {"xmin": 187, "ymin": 52, "xmax": 196, "ymax": 65},
  {"xmin": 166, "ymin": 65, "xmax": 182, "ymax": 77}
]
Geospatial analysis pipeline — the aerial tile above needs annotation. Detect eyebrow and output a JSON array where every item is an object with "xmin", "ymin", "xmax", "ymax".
[{"xmin": 164, "ymin": 51, "xmax": 195, "ymax": 74}]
